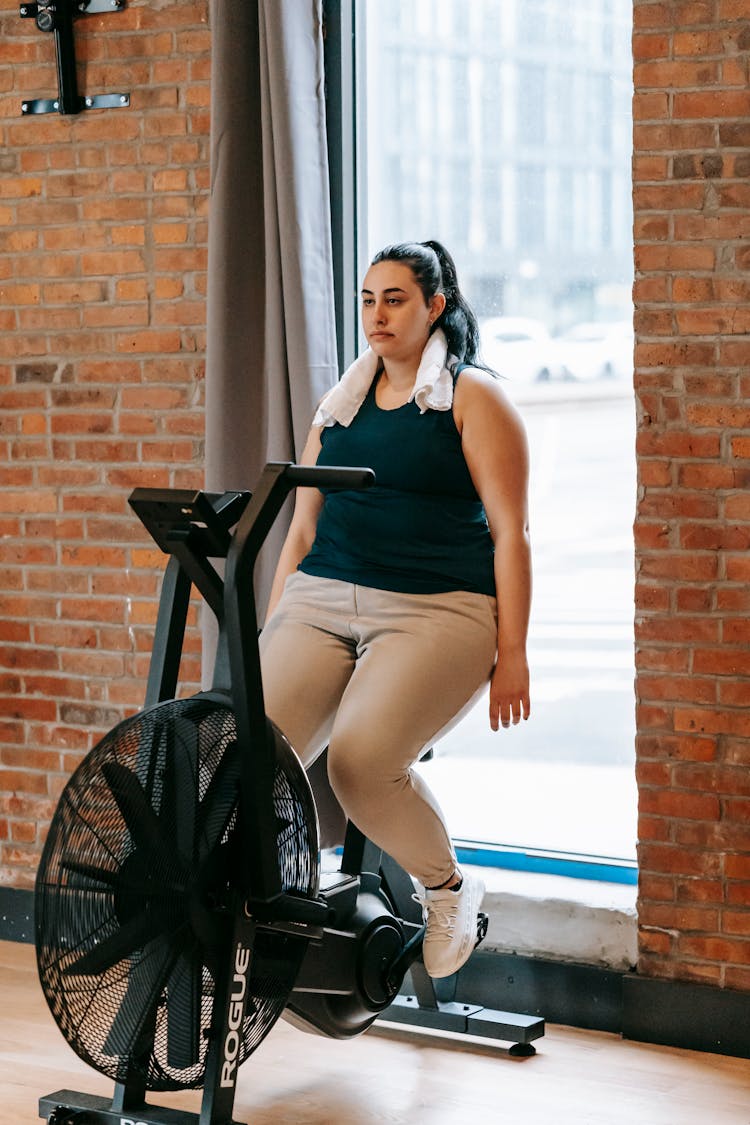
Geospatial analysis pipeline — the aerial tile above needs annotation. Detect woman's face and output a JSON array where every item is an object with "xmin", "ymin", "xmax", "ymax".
[{"xmin": 360, "ymin": 261, "xmax": 445, "ymax": 366}]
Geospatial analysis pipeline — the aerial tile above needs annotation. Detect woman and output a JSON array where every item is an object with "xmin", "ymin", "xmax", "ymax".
[{"xmin": 260, "ymin": 240, "xmax": 531, "ymax": 978}]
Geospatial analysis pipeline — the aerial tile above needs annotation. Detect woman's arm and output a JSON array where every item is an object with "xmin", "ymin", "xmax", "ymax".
[
  {"xmin": 264, "ymin": 425, "xmax": 325, "ymax": 622},
  {"xmin": 454, "ymin": 370, "xmax": 532, "ymax": 731}
]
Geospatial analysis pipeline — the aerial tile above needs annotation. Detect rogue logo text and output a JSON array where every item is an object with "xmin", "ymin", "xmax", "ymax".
[{"xmin": 220, "ymin": 942, "xmax": 252, "ymax": 1088}]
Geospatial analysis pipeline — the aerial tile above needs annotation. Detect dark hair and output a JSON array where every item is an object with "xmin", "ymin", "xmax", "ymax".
[{"xmin": 370, "ymin": 239, "xmax": 491, "ymax": 372}]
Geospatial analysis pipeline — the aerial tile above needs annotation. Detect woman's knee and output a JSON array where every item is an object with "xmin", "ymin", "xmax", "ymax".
[{"xmin": 326, "ymin": 736, "xmax": 400, "ymax": 812}]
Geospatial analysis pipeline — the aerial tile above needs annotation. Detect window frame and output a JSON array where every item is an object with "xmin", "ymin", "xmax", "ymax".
[{"xmin": 321, "ymin": 0, "xmax": 637, "ymax": 885}]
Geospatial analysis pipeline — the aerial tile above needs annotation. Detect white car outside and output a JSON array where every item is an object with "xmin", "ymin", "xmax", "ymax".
[
  {"xmin": 478, "ymin": 317, "xmax": 565, "ymax": 383},
  {"xmin": 555, "ymin": 321, "xmax": 634, "ymax": 382}
]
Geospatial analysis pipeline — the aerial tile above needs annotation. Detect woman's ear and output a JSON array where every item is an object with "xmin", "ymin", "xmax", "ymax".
[{"xmin": 430, "ymin": 292, "xmax": 447, "ymax": 323}]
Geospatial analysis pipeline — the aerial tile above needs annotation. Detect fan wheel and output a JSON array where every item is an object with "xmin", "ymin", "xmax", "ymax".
[{"xmin": 35, "ymin": 695, "xmax": 319, "ymax": 1092}]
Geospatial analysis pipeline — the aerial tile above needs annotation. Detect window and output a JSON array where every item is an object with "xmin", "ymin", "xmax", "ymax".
[{"xmin": 330, "ymin": 0, "xmax": 636, "ymax": 880}]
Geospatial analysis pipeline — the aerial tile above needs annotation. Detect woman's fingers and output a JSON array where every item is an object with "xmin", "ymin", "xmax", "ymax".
[
  {"xmin": 488, "ymin": 660, "xmax": 530, "ymax": 731},
  {"xmin": 490, "ymin": 692, "xmax": 531, "ymax": 731}
]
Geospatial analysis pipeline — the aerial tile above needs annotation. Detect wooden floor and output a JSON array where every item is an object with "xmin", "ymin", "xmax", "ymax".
[{"xmin": 2, "ymin": 940, "xmax": 749, "ymax": 1125}]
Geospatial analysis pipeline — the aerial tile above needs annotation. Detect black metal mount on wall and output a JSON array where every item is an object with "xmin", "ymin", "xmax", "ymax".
[{"xmin": 19, "ymin": 0, "xmax": 130, "ymax": 116}]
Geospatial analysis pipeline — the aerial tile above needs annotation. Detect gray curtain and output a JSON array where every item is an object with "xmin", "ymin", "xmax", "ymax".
[
  {"xmin": 206, "ymin": 0, "xmax": 338, "ymax": 607},
  {"xmin": 205, "ymin": 0, "xmax": 344, "ymax": 844}
]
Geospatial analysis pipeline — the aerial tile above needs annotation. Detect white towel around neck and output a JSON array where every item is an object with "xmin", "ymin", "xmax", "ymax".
[{"xmin": 313, "ymin": 328, "xmax": 456, "ymax": 428}]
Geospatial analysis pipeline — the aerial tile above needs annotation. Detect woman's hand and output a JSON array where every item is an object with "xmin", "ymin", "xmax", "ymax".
[{"xmin": 489, "ymin": 649, "xmax": 530, "ymax": 731}]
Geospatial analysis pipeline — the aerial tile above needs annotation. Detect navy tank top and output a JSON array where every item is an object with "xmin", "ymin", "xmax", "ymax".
[{"xmin": 299, "ymin": 370, "xmax": 495, "ymax": 596}]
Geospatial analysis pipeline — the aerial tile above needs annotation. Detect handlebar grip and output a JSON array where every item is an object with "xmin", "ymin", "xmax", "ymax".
[{"xmin": 284, "ymin": 465, "xmax": 376, "ymax": 490}]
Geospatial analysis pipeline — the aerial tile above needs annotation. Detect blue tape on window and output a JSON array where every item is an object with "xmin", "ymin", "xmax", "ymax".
[
  {"xmin": 453, "ymin": 842, "xmax": 638, "ymax": 885},
  {"xmin": 331, "ymin": 842, "xmax": 638, "ymax": 885}
]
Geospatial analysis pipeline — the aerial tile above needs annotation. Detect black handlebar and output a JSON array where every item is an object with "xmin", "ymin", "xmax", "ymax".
[{"xmin": 283, "ymin": 465, "xmax": 375, "ymax": 490}]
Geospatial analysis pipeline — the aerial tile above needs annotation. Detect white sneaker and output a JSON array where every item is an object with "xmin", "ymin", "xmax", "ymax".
[{"xmin": 416, "ymin": 872, "xmax": 486, "ymax": 979}]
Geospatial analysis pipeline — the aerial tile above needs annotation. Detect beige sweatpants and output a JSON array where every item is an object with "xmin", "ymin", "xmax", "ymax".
[{"xmin": 259, "ymin": 571, "xmax": 498, "ymax": 888}]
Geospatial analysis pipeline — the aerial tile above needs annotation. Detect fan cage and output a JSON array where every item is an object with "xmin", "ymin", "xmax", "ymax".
[{"xmin": 35, "ymin": 696, "xmax": 319, "ymax": 1091}]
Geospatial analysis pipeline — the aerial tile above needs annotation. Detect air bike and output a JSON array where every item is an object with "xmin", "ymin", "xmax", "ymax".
[{"xmin": 35, "ymin": 462, "xmax": 544, "ymax": 1125}]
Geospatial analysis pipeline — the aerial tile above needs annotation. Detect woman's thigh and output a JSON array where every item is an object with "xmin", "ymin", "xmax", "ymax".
[
  {"xmin": 329, "ymin": 587, "xmax": 498, "ymax": 779},
  {"xmin": 259, "ymin": 572, "xmax": 357, "ymax": 764}
]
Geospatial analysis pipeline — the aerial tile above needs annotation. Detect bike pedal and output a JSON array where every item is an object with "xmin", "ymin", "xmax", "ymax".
[{"xmin": 475, "ymin": 910, "xmax": 489, "ymax": 948}]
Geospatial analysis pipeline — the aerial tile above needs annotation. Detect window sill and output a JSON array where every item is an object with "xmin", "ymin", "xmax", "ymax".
[{"xmin": 467, "ymin": 863, "xmax": 637, "ymax": 972}]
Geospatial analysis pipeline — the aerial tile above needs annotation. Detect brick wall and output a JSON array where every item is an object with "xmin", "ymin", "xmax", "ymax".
[
  {"xmin": 1, "ymin": 0, "xmax": 748, "ymax": 998},
  {"xmin": 633, "ymin": 0, "xmax": 750, "ymax": 990},
  {"xmin": 0, "ymin": 0, "xmax": 210, "ymax": 888}
]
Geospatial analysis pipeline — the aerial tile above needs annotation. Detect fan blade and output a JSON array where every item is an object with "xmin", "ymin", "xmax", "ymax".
[
  {"xmin": 101, "ymin": 761, "xmax": 182, "ymax": 868},
  {"xmin": 166, "ymin": 951, "xmax": 203, "ymax": 1069},
  {"xmin": 103, "ymin": 931, "xmax": 183, "ymax": 1059},
  {"xmin": 62, "ymin": 905, "xmax": 171, "ymax": 979},
  {"xmin": 60, "ymin": 859, "xmax": 121, "ymax": 889},
  {"xmin": 195, "ymin": 739, "xmax": 242, "ymax": 860},
  {"xmin": 139, "ymin": 718, "xmax": 167, "ymax": 805},
  {"xmin": 168, "ymin": 714, "xmax": 200, "ymax": 862}
]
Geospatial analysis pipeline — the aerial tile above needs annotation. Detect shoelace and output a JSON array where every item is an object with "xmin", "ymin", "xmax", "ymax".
[{"xmin": 412, "ymin": 891, "xmax": 459, "ymax": 944}]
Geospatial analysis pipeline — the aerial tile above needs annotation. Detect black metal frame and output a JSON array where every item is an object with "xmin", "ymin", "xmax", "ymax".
[
  {"xmin": 19, "ymin": 0, "xmax": 130, "ymax": 116},
  {"xmin": 38, "ymin": 464, "xmax": 543, "ymax": 1125}
]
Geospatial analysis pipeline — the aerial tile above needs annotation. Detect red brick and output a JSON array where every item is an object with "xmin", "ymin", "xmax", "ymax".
[
  {"xmin": 640, "ymin": 815, "xmax": 674, "ymax": 843},
  {"xmin": 721, "ymin": 613, "xmax": 750, "ymax": 643},
  {"xmin": 674, "ymin": 90, "xmax": 750, "ymax": 117},
  {"xmin": 726, "ymin": 555, "xmax": 750, "ymax": 581},
  {"xmin": 636, "ymin": 616, "xmax": 719, "ymax": 645},
  {"xmin": 643, "ymin": 733, "xmax": 716, "ymax": 764},
  {"xmin": 633, "ymin": 92, "xmax": 671, "ymax": 121},
  {"xmin": 638, "ymin": 873, "xmax": 676, "ymax": 901},
  {"xmin": 719, "ymin": 681, "xmax": 750, "ymax": 707},
  {"xmin": 639, "ymin": 843, "xmax": 722, "ymax": 878},
  {"xmin": 640, "ymin": 789, "xmax": 721, "ymax": 820},
  {"xmin": 723, "ymin": 740, "xmax": 750, "ymax": 770},
  {"xmin": 640, "ymin": 903, "xmax": 720, "ymax": 932},
  {"xmin": 675, "ymin": 878, "xmax": 724, "ymax": 904},
  {"xmin": 638, "ymin": 929, "xmax": 674, "ymax": 956},
  {"xmin": 679, "ymin": 936, "xmax": 750, "ymax": 964},
  {"xmin": 638, "ymin": 551, "xmax": 715, "ymax": 580},
  {"xmin": 725, "ymin": 967, "xmax": 750, "ymax": 990},
  {"xmin": 638, "ymin": 492, "xmax": 718, "ymax": 520},
  {"xmin": 679, "ymin": 464, "xmax": 749, "ymax": 491},
  {"xmin": 638, "ymin": 337, "xmax": 719, "ymax": 369},
  {"xmin": 638, "ymin": 674, "xmax": 717, "ymax": 706},
  {"xmin": 726, "ymin": 855, "xmax": 750, "ymax": 880},
  {"xmin": 680, "ymin": 523, "xmax": 750, "ymax": 550},
  {"xmin": 636, "ymin": 431, "xmax": 720, "ymax": 458},
  {"xmin": 727, "ymin": 882, "xmax": 750, "ymax": 907},
  {"xmin": 716, "ymin": 586, "xmax": 750, "ymax": 614},
  {"xmin": 638, "ymin": 460, "xmax": 673, "ymax": 489},
  {"xmin": 633, "ymin": 32, "xmax": 670, "ymax": 60},
  {"xmin": 731, "ymin": 436, "xmax": 750, "ymax": 460},
  {"xmin": 635, "ymin": 584, "xmax": 671, "ymax": 612},
  {"xmin": 636, "ymin": 760, "xmax": 672, "ymax": 786},
  {"xmin": 674, "ymin": 586, "xmax": 713, "ymax": 613},
  {"xmin": 675, "ymin": 708, "xmax": 750, "ymax": 737}
]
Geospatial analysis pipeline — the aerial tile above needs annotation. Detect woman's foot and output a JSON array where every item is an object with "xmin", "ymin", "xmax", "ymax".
[{"xmin": 417, "ymin": 872, "xmax": 486, "ymax": 978}]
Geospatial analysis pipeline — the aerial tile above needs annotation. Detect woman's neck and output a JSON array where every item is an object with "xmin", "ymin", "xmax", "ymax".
[
  {"xmin": 380, "ymin": 356, "xmax": 418, "ymax": 393},
  {"xmin": 375, "ymin": 359, "xmax": 418, "ymax": 409}
]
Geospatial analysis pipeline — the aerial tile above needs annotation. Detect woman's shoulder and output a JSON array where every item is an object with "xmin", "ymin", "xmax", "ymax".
[
  {"xmin": 453, "ymin": 363, "xmax": 514, "ymax": 406},
  {"xmin": 452, "ymin": 364, "xmax": 525, "ymax": 434},
  {"xmin": 453, "ymin": 361, "xmax": 496, "ymax": 385}
]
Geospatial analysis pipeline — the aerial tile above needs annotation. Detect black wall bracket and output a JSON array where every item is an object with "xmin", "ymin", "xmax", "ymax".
[{"xmin": 19, "ymin": 0, "xmax": 130, "ymax": 116}]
